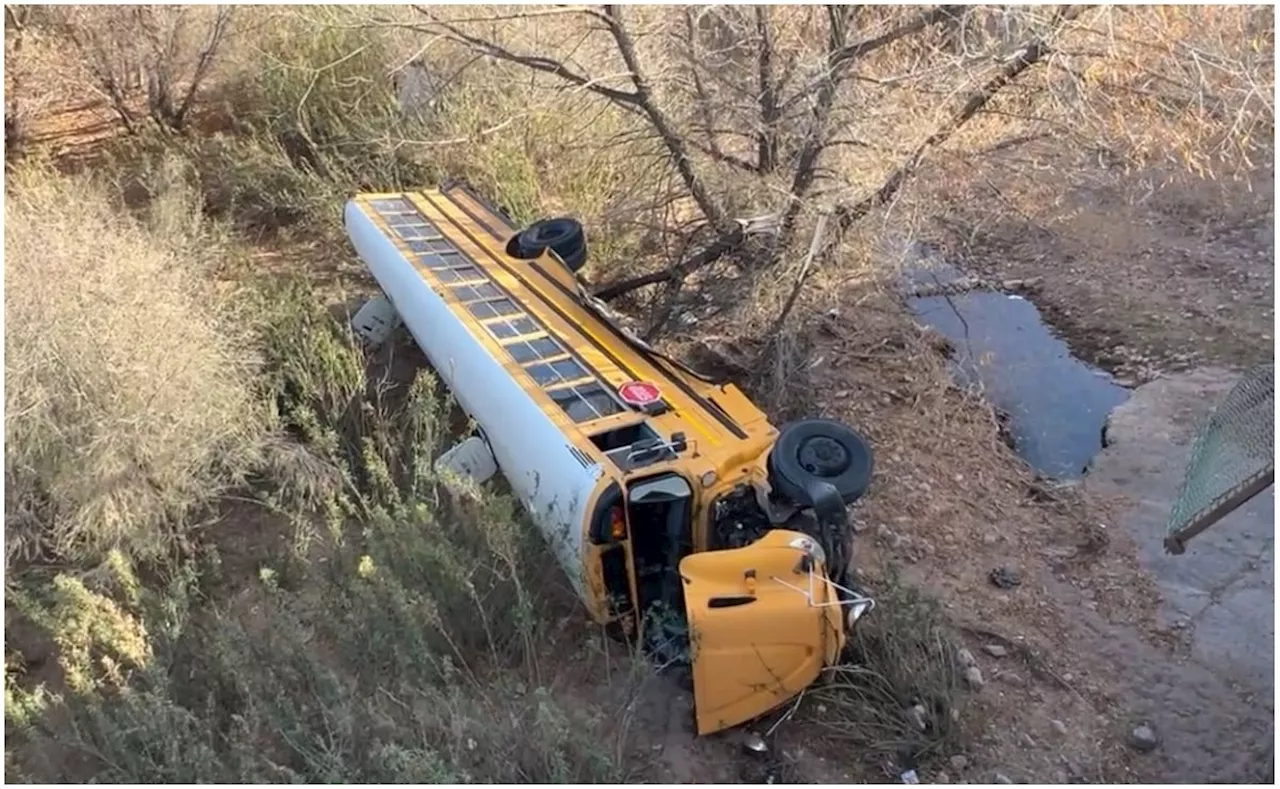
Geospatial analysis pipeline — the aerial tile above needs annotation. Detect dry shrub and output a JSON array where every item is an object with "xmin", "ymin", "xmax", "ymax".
[
  {"xmin": 10, "ymin": 555, "xmax": 153, "ymax": 696},
  {"xmin": 1049, "ymin": 5, "xmax": 1274, "ymax": 174},
  {"xmin": 50, "ymin": 5, "xmax": 234, "ymax": 133},
  {"xmin": 4, "ymin": 163, "xmax": 268, "ymax": 568}
]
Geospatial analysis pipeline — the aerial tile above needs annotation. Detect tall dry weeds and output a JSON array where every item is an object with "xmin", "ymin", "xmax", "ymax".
[
  {"xmin": 7, "ymin": 282, "xmax": 642, "ymax": 784},
  {"xmin": 3, "ymin": 163, "xmax": 268, "ymax": 569}
]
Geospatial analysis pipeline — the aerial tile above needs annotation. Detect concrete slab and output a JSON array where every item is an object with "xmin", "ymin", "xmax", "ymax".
[{"xmin": 1086, "ymin": 367, "xmax": 1274, "ymax": 697}]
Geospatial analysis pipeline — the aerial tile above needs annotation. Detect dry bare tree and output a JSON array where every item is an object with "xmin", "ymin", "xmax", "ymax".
[
  {"xmin": 401, "ymin": 4, "xmax": 1095, "ymax": 307},
  {"xmin": 54, "ymin": 5, "xmax": 233, "ymax": 134}
]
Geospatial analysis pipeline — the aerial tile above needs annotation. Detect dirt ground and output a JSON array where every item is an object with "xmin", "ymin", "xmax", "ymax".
[
  {"xmin": 808, "ymin": 302, "xmax": 1270, "ymax": 784},
  {"xmin": 762, "ymin": 142, "xmax": 1274, "ymax": 783},
  {"xmin": 668, "ymin": 133, "xmax": 1275, "ymax": 781},
  {"xmin": 686, "ymin": 288, "xmax": 1164, "ymax": 784}
]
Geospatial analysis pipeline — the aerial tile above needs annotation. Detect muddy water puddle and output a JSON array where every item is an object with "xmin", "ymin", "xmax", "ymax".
[{"xmin": 902, "ymin": 252, "xmax": 1131, "ymax": 479}]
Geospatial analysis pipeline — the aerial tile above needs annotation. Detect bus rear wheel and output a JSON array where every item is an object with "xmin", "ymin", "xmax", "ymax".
[
  {"xmin": 768, "ymin": 418, "xmax": 873, "ymax": 507},
  {"xmin": 505, "ymin": 217, "xmax": 588, "ymax": 273}
]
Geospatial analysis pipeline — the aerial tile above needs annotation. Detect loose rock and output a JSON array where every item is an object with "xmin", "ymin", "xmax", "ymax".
[
  {"xmin": 949, "ymin": 755, "xmax": 969, "ymax": 772},
  {"xmin": 957, "ymin": 648, "xmax": 977, "ymax": 668},
  {"xmin": 994, "ymin": 772, "xmax": 1013, "ymax": 784},
  {"xmin": 1128, "ymin": 723, "xmax": 1159, "ymax": 753},
  {"xmin": 1051, "ymin": 719, "xmax": 1068, "ymax": 736},
  {"xmin": 907, "ymin": 704, "xmax": 929, "ymax": 732},
  {"xmin": 989, "ymin": 566, "xmax": 1022, "ymax": 589},
  {"xmin": 983, "ymin": 644, "xmax": 1009, "ymax": 658},
  {"xmin": 935, "ymin": 771, "xmax": 951, "ymax": 784},
  {"xmin": 963, "ymin": 666, "xmax": 985, "ymax": 689}
]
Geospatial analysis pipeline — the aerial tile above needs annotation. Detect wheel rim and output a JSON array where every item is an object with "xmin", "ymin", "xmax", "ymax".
[{"xmin": 796, "ymin": 435, "xmax": 850, "ymax": 477}]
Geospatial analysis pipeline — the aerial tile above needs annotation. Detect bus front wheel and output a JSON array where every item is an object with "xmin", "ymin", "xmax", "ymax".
[{"xmin": 768, "ymin": 418, "xmax": 874, "ymax": 508}]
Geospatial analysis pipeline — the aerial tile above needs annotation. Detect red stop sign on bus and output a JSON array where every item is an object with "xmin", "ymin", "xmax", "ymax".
[{"xmin": 618, "ymin": 381, "xmax": 662, "ymax": 407}]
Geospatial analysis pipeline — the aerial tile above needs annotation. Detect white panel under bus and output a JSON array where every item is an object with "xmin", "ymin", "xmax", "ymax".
[{"xmin": 343, "ymin": 200, "xmax": 603, "ymax": 598}]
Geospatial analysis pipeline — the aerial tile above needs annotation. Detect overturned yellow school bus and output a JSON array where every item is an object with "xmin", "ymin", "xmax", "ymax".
[{"xmin": 343, "ymin": 182, "xmax": 875, "ymax": 736}]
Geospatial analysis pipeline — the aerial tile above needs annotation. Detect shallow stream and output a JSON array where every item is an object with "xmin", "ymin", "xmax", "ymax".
[{"xmin": 901, "ymin": 248, "xmax": 1131, "ymax": 479}]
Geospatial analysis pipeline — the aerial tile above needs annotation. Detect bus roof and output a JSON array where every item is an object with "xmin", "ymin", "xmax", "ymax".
[{"xmin": 349, "ymin": 182, "xmax": 777, "ymax": 478}]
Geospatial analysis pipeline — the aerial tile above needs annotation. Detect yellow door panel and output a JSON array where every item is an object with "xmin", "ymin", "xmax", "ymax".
[{"xmin": 680, "ymin": 529, "xmax": 843, "ymax": 735}]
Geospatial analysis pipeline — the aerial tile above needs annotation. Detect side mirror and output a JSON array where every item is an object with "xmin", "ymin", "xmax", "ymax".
[
  {"xmin": 803, "ymin": 478, "xmax": 847, "ymax": 526},
  {"xmin": 742, "ymin": 731, "xmax": 769, "ymax": 755}
]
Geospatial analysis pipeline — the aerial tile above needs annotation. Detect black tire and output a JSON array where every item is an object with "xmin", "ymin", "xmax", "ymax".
[
  {"xmin": 504, "ymin": 217, "xmax": 588, "ymax": 273},
  {"xmin": 768, "ymin": 418, "xmax": 874, "ymax": 507}
]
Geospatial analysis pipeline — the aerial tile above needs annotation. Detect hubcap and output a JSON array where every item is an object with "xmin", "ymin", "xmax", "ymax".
[{"xmin": 797, "ymin": 436, "xmax": 849, "ymax": 477}]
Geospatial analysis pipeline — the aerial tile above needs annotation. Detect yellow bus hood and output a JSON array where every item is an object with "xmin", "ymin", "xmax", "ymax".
[{"xmin": 680, "ymin": 529, "xmax": 846, "ymax": 735}]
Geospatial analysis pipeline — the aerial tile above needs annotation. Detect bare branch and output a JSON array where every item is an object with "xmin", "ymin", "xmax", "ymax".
[
  {"xmin": 775, "ymin": 6, "xmax": 852, "ymax": 242},
  {"xmin": 592, "ymin": 225, "xmax": 745, "ymax": 301},
  {"xmin": 756, "ymin": 5, "xmax": 780, "ymax": 174},
  {"xmin": 173, "ymin": 6, "xmax": 233, "ymax": 129},
  {"xmin": 779, "ymin": 5, "xmax": 961, "ymax": 113},
  {"xmin": 600, "ymin": 5, "xmax": 729, "ymax": 231},
  {"xmin": 682, "ymin": 11, "xmax": 724, "ymax": 157},
  {"xmin": 769, "ymin": 5, "xmax": 961, "ymax": 254},
  {"xmin": 768, "ymin": 210, "xmax": 831, "ymax": 341},
  {"xmin": 687, "ymin": 139, "xmax": 760, "ymax": 174},
  {"xmin": 831, "ymin": 5, "xmax": 1092, "ymax": 235},
  {"xmin": 420, "ymin": 6, "xmax": 600, "ymax": 26},
  {"xmin": 419, "ymin": 12, "xmax": 642, "ymax": 107}
]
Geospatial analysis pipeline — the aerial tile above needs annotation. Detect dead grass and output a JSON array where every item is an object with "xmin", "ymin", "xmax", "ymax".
[
  {"xmin": 805, "ymin": 572, "xmax": 968, "ymax": 775},
  {"xmin": 3, "ymin": 162, "xmax": 269, "ymax": 571}
]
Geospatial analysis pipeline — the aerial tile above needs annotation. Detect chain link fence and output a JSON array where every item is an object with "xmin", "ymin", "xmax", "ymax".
[{"xmin": 1166, "ymin": 364, "xmax": 1274, "ymax": 554}]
